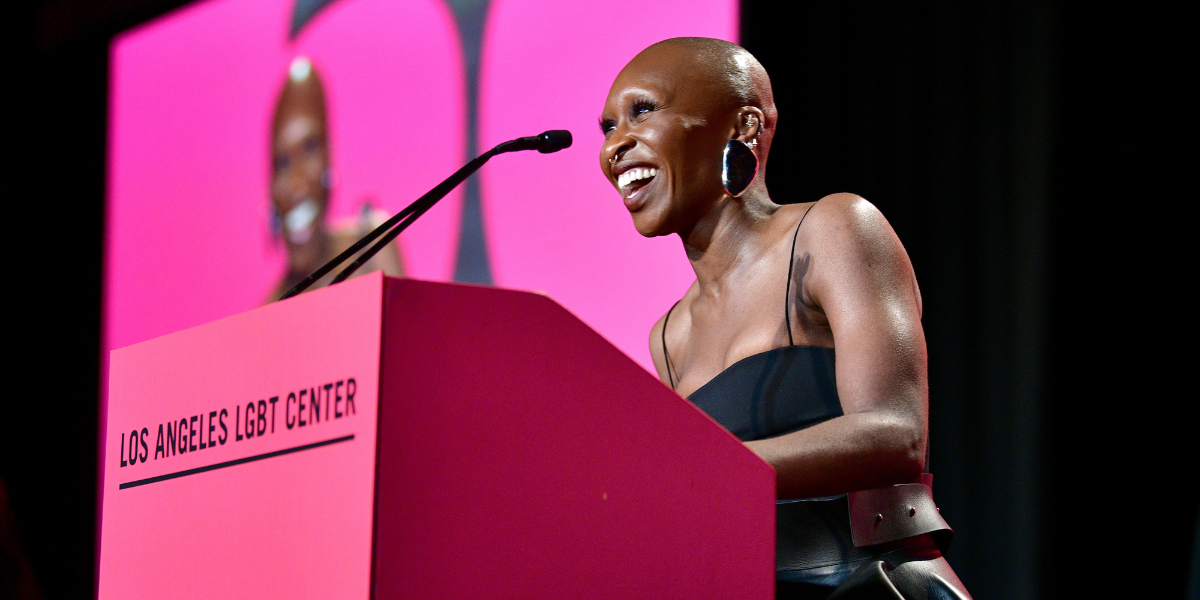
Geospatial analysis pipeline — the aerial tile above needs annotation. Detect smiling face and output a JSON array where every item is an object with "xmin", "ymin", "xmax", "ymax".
[
  {"xmin": 271, "ymin": 58, "xmax": 330, "ymax": 273},
  {"xmin": 599, "ymin": 39, "xmax": 772, "ymax": 238},
  {"xmin": 599, "ymin": 47, "xmax": 732, "ymax": 236}
]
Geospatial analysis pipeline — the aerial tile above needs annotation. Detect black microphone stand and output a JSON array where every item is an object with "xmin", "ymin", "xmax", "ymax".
[{"xmin": 278, "ymin": 130, "xmax": 571, "ymax": 301}]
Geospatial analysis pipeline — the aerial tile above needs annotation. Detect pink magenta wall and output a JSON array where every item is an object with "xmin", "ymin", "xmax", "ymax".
[
  {"xmin": 478, "ymin": 0, "xmax": 737, "ymax": 376},
  {"xmin": 106, "ymin": 0, "xmax": 467, "ymax": 354},
  {"xmin": 106, "ymin": 0, "xmax": 736, "ymax": 380},
  {"xmin": 103, "ymin": 0, "xmax": 469, "ymax": 564}
]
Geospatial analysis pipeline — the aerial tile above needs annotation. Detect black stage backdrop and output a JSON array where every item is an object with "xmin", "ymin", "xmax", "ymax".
[
  {"xmin": 742, "ymin": 3, "xmax": 1051, "ymax": 596},
  {"xmin": 741, "ymin": 1, "xmax": 1193, "ymax": 598},
  {"xmin": 5, "ymin": 1, "xmax": 1193, "ymax": 599}
]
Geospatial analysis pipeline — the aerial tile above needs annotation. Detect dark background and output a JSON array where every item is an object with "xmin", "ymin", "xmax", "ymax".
[{"xmin": 5, "ymin": 1, "xmax": 1193, "ymax": 598}]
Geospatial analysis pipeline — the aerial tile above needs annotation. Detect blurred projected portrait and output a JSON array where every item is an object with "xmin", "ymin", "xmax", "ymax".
[{"xmin": 269, "ymin": 56, "xmax": 404, "ymax": 301}]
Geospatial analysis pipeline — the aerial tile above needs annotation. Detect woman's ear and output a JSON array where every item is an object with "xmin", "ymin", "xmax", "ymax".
[{"xmin": 733, "ymin": 107, "xmax": 766, "ymax": 146}]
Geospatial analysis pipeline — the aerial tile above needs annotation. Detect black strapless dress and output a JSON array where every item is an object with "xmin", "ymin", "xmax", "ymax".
[{"xmin": 662, "ymin": 204, "xmax": 971, "ymax": 599}]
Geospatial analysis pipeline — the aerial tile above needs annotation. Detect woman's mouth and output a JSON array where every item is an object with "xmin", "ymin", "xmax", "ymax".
[
  {"xmin": 617, "ymin": 167, "xmax": 658, "ymax": 208},
  {"xmin": 284, "ymin": 198, "xmax": 319, "ymax": 245}
]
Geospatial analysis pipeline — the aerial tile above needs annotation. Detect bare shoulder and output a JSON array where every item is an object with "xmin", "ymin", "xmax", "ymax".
[
  {"xmin": 648, "ymin": 282, "xmax": 696, "ymax": 352},
  {"xmin": 798, "ymin": 193, "xmax": 893, "ymax": 240},
  {"xmin": 328, "ymin": 208, "xmax": 392, "ymax": 249},
  {"xmin": 648, "ymin": 281, "xmax": 697, "ymax": 385},
  {"xmin": 331, "ymin": 220, "xmax": 405, "ymax": 277},
  {"xmin": 330, "ymin": 226, "xmax": 361, "ymax": 251},
  {"xmin": 648, "ymin": 310, "xmax": 669, "ymax": 379},
  {"xmin": 784, "ymin": 193, "xmax": 904, "ymax": 261},
  {"xmin": 794, "ymin": 193, "xmax": 921, "ymax": 312}
]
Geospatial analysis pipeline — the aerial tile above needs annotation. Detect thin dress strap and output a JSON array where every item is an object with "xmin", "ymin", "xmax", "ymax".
[
  {"xmin": 661, "ymin": 300, "xmax": 681, "ymax": 389},
  {"xmin": 785, "ymin": 202, "xmax": 818, "ymax": 346}
]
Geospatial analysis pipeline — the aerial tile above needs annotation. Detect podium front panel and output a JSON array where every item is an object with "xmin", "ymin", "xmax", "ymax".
[{"xmin": 99, "ymin": 275, "xmax": 385, "ymax": 599}]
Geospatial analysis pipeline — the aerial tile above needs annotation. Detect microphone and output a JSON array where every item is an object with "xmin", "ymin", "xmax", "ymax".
[
  {"xmin": 495, "ymin": 130, "xmax": 573, "ymax": 154},
  {"xmin": 535, "ymin": 130, "xmax": 573, "ymax": 153},
  {"xmin": 278, "ymin": 130, "xmax": 573, "ymax": 300}
]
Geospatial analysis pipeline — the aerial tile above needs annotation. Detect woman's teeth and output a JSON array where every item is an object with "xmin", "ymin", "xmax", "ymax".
[
  {"xmin": 284, "ymin": 198, "xmax": 319, "ymax": 245},
  {"xmin": 617, "ymin": 167, "xmax": 658, "ymax": 192}
]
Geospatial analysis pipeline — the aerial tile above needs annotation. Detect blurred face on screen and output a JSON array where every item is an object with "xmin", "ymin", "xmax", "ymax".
[
  {"xmin": 599, "ymin": 44, "xmax": 733, "ymax": 237},
  {"xmin": 272, "ymin": 57, "xmax": 330, "ymax": 274}
]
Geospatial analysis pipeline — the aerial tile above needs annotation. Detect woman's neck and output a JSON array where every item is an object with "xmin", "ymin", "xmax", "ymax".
[
  {"xmin": 681, "ymin": 187, "xmax": 778, "ymax": 293},
  {"xmin": 286, "ymin": 227, "xmax": 333, "ymax": 282}
]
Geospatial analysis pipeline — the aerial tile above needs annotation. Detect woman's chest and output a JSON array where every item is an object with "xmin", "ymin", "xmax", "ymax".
[{"xmin": 673, "ymin": 302, "xmax": 830, "ymax": 397}]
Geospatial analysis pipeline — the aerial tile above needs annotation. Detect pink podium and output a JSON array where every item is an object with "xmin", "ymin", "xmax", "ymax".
[{"xmin": 98, "ymin": 273, "xmax": 774, "ymax": 598}]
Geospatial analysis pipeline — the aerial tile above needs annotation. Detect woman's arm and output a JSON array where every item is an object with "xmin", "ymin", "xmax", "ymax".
[{"xmin": 746, "ymin": 194, "xmax": 928, "ymax": 499}]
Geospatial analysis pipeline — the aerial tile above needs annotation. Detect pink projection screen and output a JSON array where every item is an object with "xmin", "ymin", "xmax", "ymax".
[{"xmin": 106, "ymin": 0, "xmax": 736, "ymax": 396}]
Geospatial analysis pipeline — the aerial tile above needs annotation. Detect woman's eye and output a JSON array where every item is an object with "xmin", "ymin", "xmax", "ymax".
[
  {"xmin": 631, "ymin": 100, "xmax": 656, "ymax": 118},
  {"xmin": 599, "ymin": 118, "xmax": 616, "ymax": 135}
]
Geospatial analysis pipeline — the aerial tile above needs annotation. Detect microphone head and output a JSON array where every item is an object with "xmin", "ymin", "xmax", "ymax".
[{"xmin": 537, "ymin": 130, "xmax": 572, "ymax": 153}]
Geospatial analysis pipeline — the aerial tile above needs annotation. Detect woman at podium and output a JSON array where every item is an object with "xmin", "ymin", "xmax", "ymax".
[
  {"xmin": 267, "ymin": 57, "xmax": 404, "ymax": 301},
  {"xmin": 599, "ymin": 38, "xmax": 971, "ymax": 599}
]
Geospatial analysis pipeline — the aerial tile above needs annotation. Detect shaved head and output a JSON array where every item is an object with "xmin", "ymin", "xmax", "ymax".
[
  {"xmin": 273, "ymin": 57, "xmax": 327, "ymax": 135},
  {"xmin": 624, "ymin": 37, "xmax": 777, "ymax": 164},
  {"xmin": 641, "ymin": 38, "xmax": 774, "ymax": 112},
  {"xmin": 600, "ymin": 38, "xmax": 781, "ymax": 235}
]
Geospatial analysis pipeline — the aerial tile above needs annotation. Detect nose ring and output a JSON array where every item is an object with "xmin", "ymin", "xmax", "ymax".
[{"xmin": 608, "ymin": 155, "xmax": 617, "ymax": 165}]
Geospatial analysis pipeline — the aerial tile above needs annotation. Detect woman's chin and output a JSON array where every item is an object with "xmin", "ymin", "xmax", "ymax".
[
  {"xmin": 286, "ymin": 244, "xmax": 325, "ymax": 277},
  {"xmin": 629, "ymin": 209, "xmax": 673, "ymax": 238}
]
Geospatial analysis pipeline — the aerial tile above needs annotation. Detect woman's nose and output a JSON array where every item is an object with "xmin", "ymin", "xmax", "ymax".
[
  {"xmin": 603, "ymin": 134, "xmax": 632, "ymax": 166},
  {"xmin": 274, "ymin": 171, "xmax": 307, "ymax": 208}
]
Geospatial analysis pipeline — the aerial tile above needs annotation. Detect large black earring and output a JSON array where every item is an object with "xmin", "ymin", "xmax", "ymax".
[{"xmin": 722, "ymin": 139, "xmax": 758, "ymax": 197}]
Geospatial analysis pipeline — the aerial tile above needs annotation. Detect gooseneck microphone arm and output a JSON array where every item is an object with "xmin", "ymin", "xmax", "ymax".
[{"xmin": 277, "ymin": 130, "xmax": 571, "ymax": 301}]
